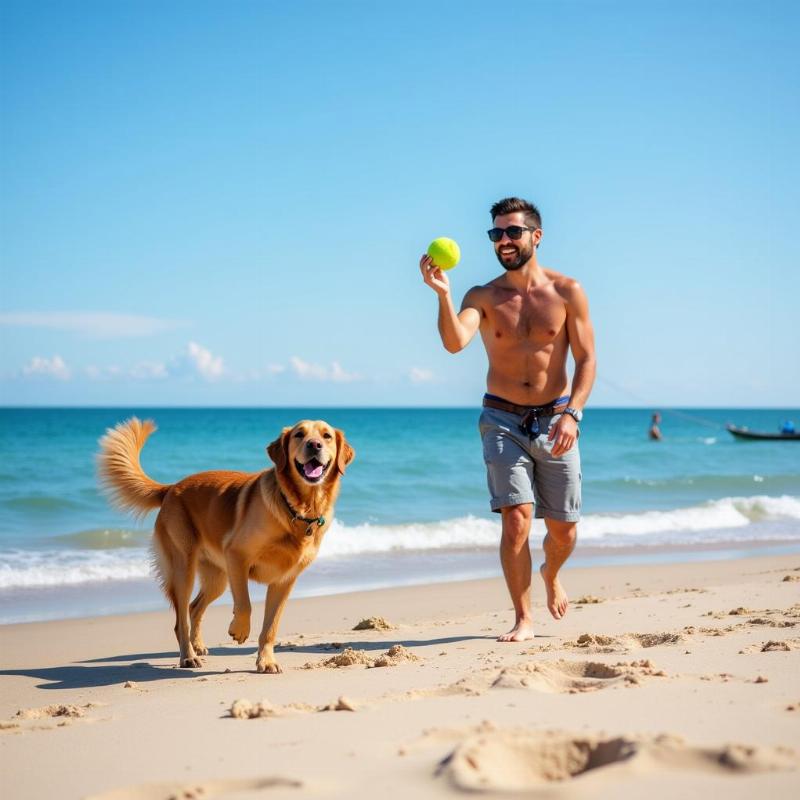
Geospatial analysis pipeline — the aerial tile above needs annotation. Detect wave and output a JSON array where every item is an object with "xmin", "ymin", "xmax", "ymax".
[
  {"xmin": 0, "ymin": 548, "xmax": 151, "ymax": 588},
  {"xmin": 321, "ymin": 495, "xmax": 800, "ymax": 556},
  {"xmin": 1, "ymin": 495, "xmax": 798, "ymax": 590},
  {"xmin": 51, "ymin": 528, "xmax": 150, "ymax": 550}
]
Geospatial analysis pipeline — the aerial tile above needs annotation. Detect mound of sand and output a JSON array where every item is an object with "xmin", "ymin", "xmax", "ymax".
[
  {"xmin": 437, "ymin": 729, "xmax": 797, "ymax": 792},
  {"xmin": 761, "ymin": 639, "xmax": 800, "ymax": 652},
  {"xmin": 373, "ymin": 644, "xmax": 419, "ymax": 667},
  {"xmin": 16, "ymin": 704, "xmax": 88, "ymax": 720},
  {"xmin": 352, "ymin": 616, "xmax": 395, "ymax": 630},
  {"xmin": 228, "ymin": 699, "xmax": 279, "ymax": 719},
  {"xmin": 307, "ymin": 644, "xmax": 421, "ymax": 669},
  {"xmin": 318, "ymin": 647, "xmax": 374, "ymax": 667}
]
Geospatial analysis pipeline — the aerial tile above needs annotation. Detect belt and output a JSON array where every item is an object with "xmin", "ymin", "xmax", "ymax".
[{"xmin": 483, "ymin": 393, "xmax": 570, "ymax": 437}]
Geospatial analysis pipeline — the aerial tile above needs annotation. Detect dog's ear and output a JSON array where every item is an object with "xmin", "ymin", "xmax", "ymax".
[
  {"xmin": 267, "ymin": 427, "xmax": 292, "ymax": 473},
  {"xmin": 335, "ymin": 429, "xmax": 355, "ymax": 475}
]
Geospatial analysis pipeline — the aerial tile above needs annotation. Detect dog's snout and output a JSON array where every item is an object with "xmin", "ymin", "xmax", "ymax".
[{"xmin": 307, "ymin": 439, "xmax": 323, "ymax": 452}]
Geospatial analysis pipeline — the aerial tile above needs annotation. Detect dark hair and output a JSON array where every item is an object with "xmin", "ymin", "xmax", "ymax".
[{"xmin": 490, "ymin": 197, "xmax": 541, "ymax": 230}]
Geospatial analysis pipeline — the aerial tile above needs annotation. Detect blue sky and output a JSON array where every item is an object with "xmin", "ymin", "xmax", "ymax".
[{"xmin": 1, "ymin": 0, "xmax": 797, "ymax": 407}]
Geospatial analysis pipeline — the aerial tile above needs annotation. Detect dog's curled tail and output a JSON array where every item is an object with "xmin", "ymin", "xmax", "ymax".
[{"xmin": 97, "ymin": 418, "xmax": 170, "ymax": 517}]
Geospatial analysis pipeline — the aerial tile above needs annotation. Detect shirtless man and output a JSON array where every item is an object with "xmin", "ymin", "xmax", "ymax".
[{"xmin": 420, "ymin": 197, "xmax": 596, "ymax": 641}]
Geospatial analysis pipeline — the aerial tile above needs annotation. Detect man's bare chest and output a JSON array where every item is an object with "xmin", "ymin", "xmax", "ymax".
[{"xmin": 486, "ymin": 292, "xmax": 567, "ymax": 343}]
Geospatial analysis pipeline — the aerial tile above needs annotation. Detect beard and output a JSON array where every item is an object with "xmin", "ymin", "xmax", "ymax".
[{"xmin": 494, "ymin": 241, "xmax": 534, "ymax": 271}]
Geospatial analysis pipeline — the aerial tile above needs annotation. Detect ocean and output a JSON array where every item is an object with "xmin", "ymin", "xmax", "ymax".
[{"xmin": 1, "ymin": 406, "xmax": 798, "ymax": 623}]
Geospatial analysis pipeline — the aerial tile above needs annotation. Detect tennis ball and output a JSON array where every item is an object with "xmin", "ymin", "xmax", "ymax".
[{"xmin": 427, "ymin": 237, "xmax": 461, "ymax": 271}]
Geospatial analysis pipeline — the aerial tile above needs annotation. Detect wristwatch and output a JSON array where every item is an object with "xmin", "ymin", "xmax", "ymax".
[{"xmin": 563, "ymin": 407, "xmax": 583, "ymax": 423}]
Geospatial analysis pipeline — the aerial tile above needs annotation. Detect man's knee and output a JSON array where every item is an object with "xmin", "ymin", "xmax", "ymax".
[
  {"xmin": 501, "ymin": 504, "xmax": 532, "ymax": 546},
  {"xmin": 544, "ymin": 518, "xmax": 577, "ymax": 545}
]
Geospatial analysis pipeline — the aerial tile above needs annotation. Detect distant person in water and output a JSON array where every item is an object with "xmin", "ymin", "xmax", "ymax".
[
  {"xmin": 780, "ymin": 420, "xmax": 796, "ymax": 435},
  {"xmin": 649, "ymin": 412, "xmax": 663, "ymax": 441}
]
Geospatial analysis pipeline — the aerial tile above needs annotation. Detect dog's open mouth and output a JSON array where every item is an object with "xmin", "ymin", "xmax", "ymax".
[{"xmin": 295, "ymin": 457, "xmax": 329, "ymax": 483}]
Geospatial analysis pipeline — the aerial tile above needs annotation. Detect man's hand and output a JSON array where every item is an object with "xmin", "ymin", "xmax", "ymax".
[
  {"xmin": 420, "ymin": 254, "xmax": 450, "ymax": 297},
  {"xmin": 548, "ymin": 413, "xmax": 578, "ymax": 458}
]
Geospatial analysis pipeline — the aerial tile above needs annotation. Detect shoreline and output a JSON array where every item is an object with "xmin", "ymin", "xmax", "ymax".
[
  {"xmin": 1, "ymin": 552, "xmax": 799, "ymax": 798},
  {"xmin": 3, "ymin": 538, "xmax": 800, "ymax": 626}
]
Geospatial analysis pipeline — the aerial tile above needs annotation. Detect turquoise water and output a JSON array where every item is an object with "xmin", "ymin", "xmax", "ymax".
[{"xmin": 1, "ymin": 407, "xmax": 798, "ymax": 622}]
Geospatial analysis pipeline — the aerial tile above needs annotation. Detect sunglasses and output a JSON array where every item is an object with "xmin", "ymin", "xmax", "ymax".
[{"xmin": 487, "ymin": 225, "xmax": 537, "ymax": 242}]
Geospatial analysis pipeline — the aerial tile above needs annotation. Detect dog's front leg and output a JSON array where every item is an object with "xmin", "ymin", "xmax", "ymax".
[
  {"xmin": 225, "ymin": 548, "xmax": 252, "ymax": 644},
  {"xmin": 256, "ymin": 578, "xmax": 298, "ymax": 673}
]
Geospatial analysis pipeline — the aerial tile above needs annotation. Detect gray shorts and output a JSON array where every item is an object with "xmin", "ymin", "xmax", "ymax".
[{"xmin": 478, "ymin": 405, "xmax": 582, "ymax": 521}]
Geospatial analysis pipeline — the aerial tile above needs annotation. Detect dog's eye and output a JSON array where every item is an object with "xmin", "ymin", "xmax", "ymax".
[
  {"xmin": 293, "ymin": 431, "xmax": 304, "ymax": 439},
  {"xmin": 322, "ymin": 432, "xmax": 332, "ymax": 440}
]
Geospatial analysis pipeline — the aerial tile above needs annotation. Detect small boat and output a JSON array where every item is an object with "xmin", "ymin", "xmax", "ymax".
[{"xmin": 726, "ymin": 424, "xmax": 800, "ymax": 441}]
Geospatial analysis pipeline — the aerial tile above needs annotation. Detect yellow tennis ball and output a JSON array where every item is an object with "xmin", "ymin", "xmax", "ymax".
[{"xmin": 427, "ymin": 237, "xmax": 461, "ymax": 270}]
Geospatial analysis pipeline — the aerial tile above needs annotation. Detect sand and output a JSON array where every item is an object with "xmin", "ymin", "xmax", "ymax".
[{"xmin": 1, "ymin": 553, "xmax": 799, "ymax": 799}]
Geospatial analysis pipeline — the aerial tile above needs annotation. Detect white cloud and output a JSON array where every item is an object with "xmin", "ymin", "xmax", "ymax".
[
  {"xmin": 329, "ymin": 361, "xmax": 360, "ymax": 383},
  {"xmin": 182, "ymin": 341, "xmax": 224, "ymax": 381},
  {"xmin": 409, "ymin": 367, "xmax": 435, "ymax": 384},
  {"xmin": 266, "ymin": 364, "xmax": 286, "ymax": 375},
  {"xmin": 0, "ymin": 312, "xmax": 184, "ymax": 338},
  {"xmin": 22, "ymin": 355, "xmax": 71, "ymax": 380},
  {"xmin": 290, "ymin": 356, "xmax": 360, "ymax": 383}
]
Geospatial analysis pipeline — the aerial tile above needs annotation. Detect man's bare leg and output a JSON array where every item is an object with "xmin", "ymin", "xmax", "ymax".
[
  {"xmin": 539, "ymin": 518, "xmax": 577, "ymax": 620},
  {"xmin": 497, "ymin": 504, "xmax": 535, "ymax": 642}
]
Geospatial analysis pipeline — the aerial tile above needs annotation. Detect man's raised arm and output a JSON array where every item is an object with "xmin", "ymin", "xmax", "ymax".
[{"xmin": 419, "ymin": 254, "xmax": 482, "ymax": 353}]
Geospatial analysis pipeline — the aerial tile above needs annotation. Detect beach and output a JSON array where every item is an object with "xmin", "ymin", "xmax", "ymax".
[
  {"xmin": 2, "ymin": 407, "xmax": 799, "ymax": 796},
  {"xmin": 2, "ymin": 553, "xmax": 799, "ymax": 799}
]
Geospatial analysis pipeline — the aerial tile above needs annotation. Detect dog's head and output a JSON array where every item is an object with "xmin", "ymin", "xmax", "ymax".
[{"xmin": 267, "ymin": 420, "xmax": 355, "ymax": 489}]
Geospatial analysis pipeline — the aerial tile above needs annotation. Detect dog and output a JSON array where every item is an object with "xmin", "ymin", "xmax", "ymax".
[{"xmin": 97, "ymin": 417, "xmax": 354, "ymax": 673}]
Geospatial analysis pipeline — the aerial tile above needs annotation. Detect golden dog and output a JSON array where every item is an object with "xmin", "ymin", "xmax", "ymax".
[{"xmin": 97, "ymin": 418, "xmax": 354, "ymax": 672}]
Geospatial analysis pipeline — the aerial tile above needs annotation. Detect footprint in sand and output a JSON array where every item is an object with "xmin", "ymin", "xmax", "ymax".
[
  {"xmin": 563, "ymin": 631, "xmax": 684, "ymax": 653},
  {"xmin": 430, "ymin": 658, "xmax": 666, "ymax": 699},
  {"xmin": 490, "ymin": 659, "xmax": 666, "ymax": 693},
  {"xmin": 436, "ymin": 729, "xmax": 797, "ymax": 793}
]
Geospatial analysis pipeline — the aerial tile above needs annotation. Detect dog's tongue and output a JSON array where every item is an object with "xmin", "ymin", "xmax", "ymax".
[{"xmin": 304, "ymin": 462, "xmax": 324, "ymax": 479}]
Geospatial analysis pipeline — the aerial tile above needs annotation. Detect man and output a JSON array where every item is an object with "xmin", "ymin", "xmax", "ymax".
[
  {"xmin": 649, "ymin": 412, "xmax": 663, "ymax": 440},
  {"xmin": 420, "ymin": 197, "xmax": 596, "ymax": 642}
]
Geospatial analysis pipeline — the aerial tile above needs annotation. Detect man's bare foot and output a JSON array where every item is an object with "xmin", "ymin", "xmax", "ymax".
[
  {"xmin": 497, "ymin": 620, "xmax": 535, "ymax": 642},
  {"xmin": 540, "ymin": 563, "xmax": 569, "ymax": 620}
]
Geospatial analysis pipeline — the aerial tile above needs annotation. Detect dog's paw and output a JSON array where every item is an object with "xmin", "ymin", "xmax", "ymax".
[
  {"xmin": 191, "ymin": 642, "xmax": 209, "ymax": 656},
  {"xmin": 180, "ymin": 656, "xmax": 203, "ymax": 668},
  {"xmin": 228, "ymin": 617, "xmax": 250, "ymax": 644},
  {"xmin": 256, "ymin": 658, "xmax": 282, "ymax": 674}
]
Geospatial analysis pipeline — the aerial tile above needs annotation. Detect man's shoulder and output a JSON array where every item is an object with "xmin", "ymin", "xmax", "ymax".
[
  {"xmin": 544, "ymin": 269, "xmax": 585, "ymax": 303},
  {"xmin": 463, "ymin": 281, "xmax": 498, "ymax": 301}
]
